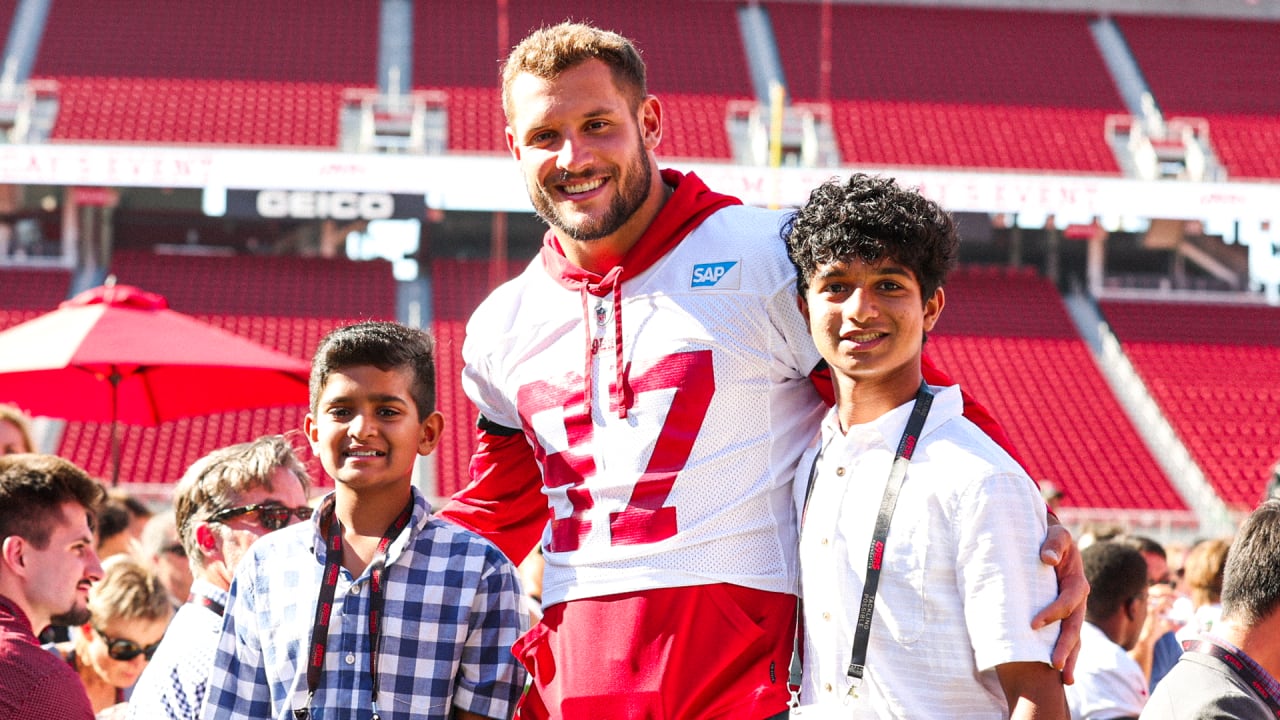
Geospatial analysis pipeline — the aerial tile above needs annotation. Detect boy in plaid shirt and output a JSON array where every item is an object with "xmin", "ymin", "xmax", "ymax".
[{"xmin": 202, "ymin": 322, "xmax": 525, "ymax": 720}]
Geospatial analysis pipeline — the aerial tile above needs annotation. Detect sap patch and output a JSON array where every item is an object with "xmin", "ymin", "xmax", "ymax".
[{"xmin": 690, "ymin": 260, "xmax": 741, "ymax": 289}]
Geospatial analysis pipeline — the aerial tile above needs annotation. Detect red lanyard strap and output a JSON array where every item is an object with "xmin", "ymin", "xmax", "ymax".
[
  {"xmin": 1185, "ymin": 639, "xmax": 1280, "ymax": 717},
  {"xmin": 297, "ymin": 496, "xmax": 414, "ymax": 720},
  {"xmin": 187, "ymin": 592, "xmax": 225, "ymax": 617}
]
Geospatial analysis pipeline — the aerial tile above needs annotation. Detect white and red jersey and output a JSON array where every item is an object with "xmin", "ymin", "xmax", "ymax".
[{"xmin": 453, "ymin": 171, "xmax": 825, "ymax": 606}]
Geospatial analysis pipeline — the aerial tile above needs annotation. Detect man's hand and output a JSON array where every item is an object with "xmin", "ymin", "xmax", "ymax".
[{"xmin": 1032, "ymin": 520, "xmax": 1089, "ymax": 685}]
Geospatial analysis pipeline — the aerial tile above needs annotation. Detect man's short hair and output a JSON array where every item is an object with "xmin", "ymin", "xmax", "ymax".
[
  {"xmin": 501, "ymin": 22, "xmax": 647, "ymax": 122},
  {"xmin": 87, "ymin": 556, "xmax": 172, "ymax": 625},
  {"xmin": 1221, "ymin": 499, "xmax": 1280, "ymax": 626},
  {"xmin": 0, "ymin": 454, "xmax": 104, "ymax": 549},
  {"xmin": 173, "ymin": 435, "xmax": 310, "ymax": 570},
  {"xmin": 1082, "ymin": 540, "xmax": 1149, "ymax": 620},
  {"xmin": 1119, "ymin": 534, "xmax": 1167, "ymax": 561},
  {"xmin": 97, "ymin": 490, "xmax": 150, "ymax": 551},
  {"xmin": 782, "ymin": 173, "xmax": 958, "ymax": 303},
  {"xmin": 309, "ymin": 321, "xmax": 437, "ymax": 420}
]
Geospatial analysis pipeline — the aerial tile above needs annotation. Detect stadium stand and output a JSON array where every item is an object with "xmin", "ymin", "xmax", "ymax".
[
  {"xmin": 429, "ymin": 256, "xmax": 515, "ymax": 498},
  {"xmin": 53, "ymin": 254, "xmax": 397, "ymax": 489},
  {"xmin": 412, "ymin": 0, "xmax": 749, "ymax": 158},
  {"xmin": 767, "ymin": 3, "xmax": 1124, "ymax": 172},
  {"xmin": 928, "ymin": 266, "xmax": 1182, "ymax": 510},
  {"xmin": 0, "ymin": 265, "xmax": 71, "ymax": 309},
  {"xmin": 1116, "ymin": 14, "xmax": 1280, "ymax": 179},
  {"xmin": 1100, "ymin": 299, "xmax": 1280, "ymax": 509},
  {"xmin": 33, "ymin": 0, "xmax": 379, "ymax": 147}
]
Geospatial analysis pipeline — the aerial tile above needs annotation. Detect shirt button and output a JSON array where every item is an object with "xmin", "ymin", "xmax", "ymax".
[
  {"xmin": 345, "ymin": 653, "xmax": 356, "ymax": 665},
  {"xmin": 822, "ymin": 612, "xmax": 831, "ymax": 621},
  {"xmin": 824, "ymin": 683, "xmax": 833, "ymax": 693},
  {"xmin": 820, "ymin": 537, "xmax": 829, "ymax": 546},
  {"xmin": 835, "ymin": 467, "xmax": 845, "ymax": 477}
]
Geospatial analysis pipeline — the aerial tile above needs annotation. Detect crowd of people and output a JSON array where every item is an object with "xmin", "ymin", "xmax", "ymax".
[{"xmin": 1, "ymin": 20, "xmax": 1278, "ymax": 720}]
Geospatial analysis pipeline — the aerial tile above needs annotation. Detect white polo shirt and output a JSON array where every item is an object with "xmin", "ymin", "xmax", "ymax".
[{"xmin": 795, "ymin": 384, "xmax": 1059, "ymax": 719}]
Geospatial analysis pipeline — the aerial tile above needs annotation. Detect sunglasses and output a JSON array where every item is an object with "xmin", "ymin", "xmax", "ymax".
[
  {"xmin": 207, "ymin": 503, "xmax": 313, "ymax": 532},
  {"xmin": 94, "ymin": 627, "xmax": 162, "ymax": 661}
]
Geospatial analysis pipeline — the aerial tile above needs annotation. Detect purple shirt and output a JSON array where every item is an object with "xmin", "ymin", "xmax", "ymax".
[{"xmin": 0, "ymin": 594, "xmax": 94, "ymax": 720}]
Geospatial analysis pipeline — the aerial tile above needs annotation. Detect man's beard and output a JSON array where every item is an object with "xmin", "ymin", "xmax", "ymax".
[
  {"xmin": 528, "ymin": 133, "xmax": 652, "ymax": 243},
  {"xmin": 49, "ymin": 604, "xmax": 91, "ymax": 627}
]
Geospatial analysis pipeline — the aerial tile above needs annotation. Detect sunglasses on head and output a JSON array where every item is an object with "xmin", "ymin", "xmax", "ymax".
[
  {"xmin": 94, "ymin": 627, "xmax": 161, "ymax": 661},
  {"xmin": 207, "ymin": 502, "xmax": 313, "ymax": 532}
]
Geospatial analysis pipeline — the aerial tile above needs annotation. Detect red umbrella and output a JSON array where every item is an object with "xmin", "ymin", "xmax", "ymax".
[{"xmin": 0, "ymin": 283, "xmax": 311, "ymax": 484}]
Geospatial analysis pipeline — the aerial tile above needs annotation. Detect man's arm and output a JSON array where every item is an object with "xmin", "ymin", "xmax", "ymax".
[
  {"xmin": 438, "ymin": 420, "xmax": 549, "ymax": 563},
  {"xmin": 996, "ymin": 661, "xmax": 1069, "ymax": 720}
]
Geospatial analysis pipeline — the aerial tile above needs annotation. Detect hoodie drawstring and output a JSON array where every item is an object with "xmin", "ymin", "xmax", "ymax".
[{"xmin": 578, "ymin": 267, "xmax": 631, "ymax": 419}]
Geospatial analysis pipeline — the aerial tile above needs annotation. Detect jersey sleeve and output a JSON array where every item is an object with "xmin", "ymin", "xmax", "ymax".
[{"xmin": 437, "ymin": 422, "xmax": 550, "ymax": 564}]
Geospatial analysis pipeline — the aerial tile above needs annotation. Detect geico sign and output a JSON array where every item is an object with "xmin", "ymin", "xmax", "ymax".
[{"xmin": 256, "ymin": 191, "xmax": 396, "ymax": 220}]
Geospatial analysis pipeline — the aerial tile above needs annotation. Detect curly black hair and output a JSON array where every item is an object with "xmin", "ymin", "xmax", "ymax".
[{"xmin": 782, "ymin": 174, "xmax": 958, "ymax": 302}]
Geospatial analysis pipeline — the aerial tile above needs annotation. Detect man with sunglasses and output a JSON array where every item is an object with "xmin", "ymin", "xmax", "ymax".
[
  {"xmin": 127, "ymin": 436, "xmax": 310, "ymax": 720},
  {"xmin": 0, "ymin": 453, "xmax": 105, "ymax": 720}
]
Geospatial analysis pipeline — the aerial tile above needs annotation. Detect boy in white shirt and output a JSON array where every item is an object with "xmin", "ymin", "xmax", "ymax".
[{"xmin": 784, "ymin": 174, "xmax": 1067, "ymax": 719}]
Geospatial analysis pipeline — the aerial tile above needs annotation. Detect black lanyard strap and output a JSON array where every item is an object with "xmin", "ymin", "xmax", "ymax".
[
  {"xmin": 296, "ymin": 495, "xmax": 414, "ymax": 720},
  {"xmin": 1185, "ymin": 639, "xmax": 1280, "ymax": 717},
  {"xmin": 791, "ymin": 383, "xmax": 933, "ymax": 704}
]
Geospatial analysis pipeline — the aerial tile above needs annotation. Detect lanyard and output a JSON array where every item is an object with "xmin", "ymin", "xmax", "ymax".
[
  {"xmin": 1184, "ymin": 639, "xmax": 1280, "ymax": 718},
  {"xmin": 295, "ymin": 496, "xmax": 414, "ymax": 720},
  {"xmin": 790, "ymin": 383, "xmax": 933, "ymax": 704},
  {"xmin": 187, "ymin": 592, "xmax": 225, "ymax": 617}
]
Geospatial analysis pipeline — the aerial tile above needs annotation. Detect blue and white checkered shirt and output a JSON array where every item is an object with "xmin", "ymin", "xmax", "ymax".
[
  {"xmin": 125, "ymin": 578, "xmax": 228, "ymax": 720},
  {"xmin": 199, "ymin": 487, "xmax": 526, "ymax": 720}
]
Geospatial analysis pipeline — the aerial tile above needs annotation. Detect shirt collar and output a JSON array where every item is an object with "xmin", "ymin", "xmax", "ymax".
[
  {"xmin": 821, "ymin": 383, "xmax": 962, "ymax": 451},
  {"xmin": 1204, "ymin": 631, "xmax": 1280, "ymax": 701},
  {"xmin": 188, "ymin": 577, "xmax": 229, "ymax": 609},
  {"xmin": 0, "ymin": 594, "xmax": 33, "ymax": 635},
  {"xmin": 308, "ymin": 487, "xmax": 430, "ymax": 571}
]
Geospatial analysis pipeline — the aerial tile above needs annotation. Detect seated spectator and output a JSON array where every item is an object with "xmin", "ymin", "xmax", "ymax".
[
  {"xmin": 0, "ymin": 453, "xmax": 105, "ymax": 720},
  {"xmin": 1141, "ymin": 500, "xmax": 1280, "ymax": 719},
  {"xmin": 127, "ymin": 435, "xmax": 311, "ymax": 720},
  {"xmin": 137, "ymin": 511, "xmax": 193, "ymax": 610},
  {"xmin": 1067, "ymin": 541, "xmax": 1150, "ymax": 719},
  {"xmin": 0, "ymin": 404, "xmax": 34, "ymax": 455},
  {"xmin": 48, "ymin": 556, "xmax": 173, "ymax": 716}
]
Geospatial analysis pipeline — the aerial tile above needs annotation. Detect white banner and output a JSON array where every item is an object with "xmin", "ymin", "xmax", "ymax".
[{"xmin": 2, "ymin": 143, "xmax": 1278, "ymax": 225}]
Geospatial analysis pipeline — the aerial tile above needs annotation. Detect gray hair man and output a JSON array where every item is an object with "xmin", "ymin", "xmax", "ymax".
[{"xmin": 125, "ymin": 436, "xmax": 310, "ymax": 720}]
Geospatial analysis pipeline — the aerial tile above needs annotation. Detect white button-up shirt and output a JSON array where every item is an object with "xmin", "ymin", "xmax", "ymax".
[{"xmin": 795, "ymin": 384, "xmax": 1058, "ymax": 719}]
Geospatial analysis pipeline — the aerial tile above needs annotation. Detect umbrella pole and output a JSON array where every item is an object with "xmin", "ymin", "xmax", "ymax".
[{"xmin": 110, "ymin": 371, "xmax": 121, "ymax": 487}]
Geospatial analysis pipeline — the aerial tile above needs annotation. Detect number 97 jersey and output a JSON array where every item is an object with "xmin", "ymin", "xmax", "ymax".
[{"xmin": 463, "ymin": 202, "xmax": 825, "ymax": 608}]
